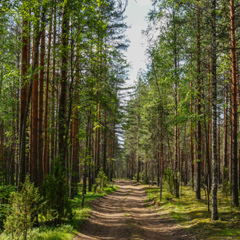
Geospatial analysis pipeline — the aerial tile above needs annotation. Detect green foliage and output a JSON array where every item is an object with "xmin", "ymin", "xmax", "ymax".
[
  {"xmin": 163, "ymin": 167, "xmax": 174, "ymax": 195},
  {"xmin": 222, "ymin": 179, "xmax": 230, "ymax": 197},
  {"xmin": 138, "ymin": 172, "xmax": 149, "ymax": 184},
  {"xmin": 3, "ymin": 175, "xmax": 42, "ymax": 240},
  {"xmin": 222, "ymin": 168, "xmax": 230, "ymax": 197},
  {"xmin": 42, "ymin": 173, "xmax": 73, "ymax": 225},
  {"xmin": 94, "ymin": 169, "xmax": 108, "ymax": 194},
  {"xmin": 1, "ymin": 225, "xmax": 74, "ymax": 240},
  {"xmin": 145, "ymin": 184, "xmax": 240, "ymax": 239},
  {"xmin": 0, "ymin": 185, "xmax": 15, "ymax": 230},
  {"xmin": 28, "ymin": 225, "xmax": 74, "ymax": 240},
  {"xmin": 1, "ymin": 183, "xmax": 118, "ymax": 239}
]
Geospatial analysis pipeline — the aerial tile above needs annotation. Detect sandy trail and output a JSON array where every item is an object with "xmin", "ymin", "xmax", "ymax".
[{"xmin": 74, "ymin": 180, "xmax": 193, "ymax": 240}]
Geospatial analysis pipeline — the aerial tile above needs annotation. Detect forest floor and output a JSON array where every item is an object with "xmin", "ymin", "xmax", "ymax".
[
  {"xmin": 144, "ymin": 183, "xmax": 240, "ymax": 240},
  {"xmin": 74, "ymin": 179, "xmax": 194, "ymax": 240}
]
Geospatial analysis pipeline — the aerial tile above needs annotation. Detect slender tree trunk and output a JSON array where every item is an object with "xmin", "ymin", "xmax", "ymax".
[
  {"xmin": 19, "ymin": 17, "xmax": 28, "ymax": 186},
  {"xmin": 94, "ymin": 105, "xmax": 98, "ymax": 181},
  {"xmin": 38, "ymin": 11, "xmax": 45, "ymax": 185},
  {"xmin": 51, "ymin": 1, "xmax": 56, "ymax": 169},
  {"xmin": 196, "ymin": 0, "xmax": 201, "ymax": 200},
  {"xmin": 160, "ymin": 127, "xmax": 163, "ymax": 201},
  {"xmin": 58, "ymin": 2, "xmax": 69, "ymax": 168},
  {"xmin": 103, "ymin": 111, "xmax": 107, "ymax": 174},
  {"xmin": 223, "ymin": 83, "xmax": 228, "ymax": 181},
  {"xmin": 190, "ymin": 80, "xmax": 194, "ymax": 189},
  {"xmin": 88, "ymin": 110, "xmax": 92, "ymax": 192},
  {"xmin": 43, "ymin": 12, "xmax": 52, "ymax": 177},
  {"xmin": 0, "ymin": 124, "xmax": 3, "ymax": 168},
  {"xmin": 230, "ymin": 97, "xmax": 233, "ymax": 183},
  {"xmin": 173, "ymin": 8, "xmax": 179, "ymax": 198},
  {"xmin": 230, "ymin": 0, "xmax": 239, "ymax": 207},
  {"xmin": 97, "ymin": 103, "xmax": 101, "ymax": 175},
  {"xmin": 30, "ymin": 12, "xmax": 39, "ymax": 186},
  {"xmin": 83, "ymin": 116, "xmax": 90, "ymax": 197},
  {"xmin": 211, "ymin": 0, "xmax": 218, "ymax": 220},
  {"xmin": 217, "ymin": 122, "xmax": 221, "ymax": 184},
  {"xmin": 71, "ymin": 94, "xmax": 79, "ymax": 198}
]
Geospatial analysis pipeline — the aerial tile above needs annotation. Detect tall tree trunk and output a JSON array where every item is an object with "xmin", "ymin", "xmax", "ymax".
[
  {"xmin": 223, "ymin": 83, "xmax": 228, "ymax": 181},
  {"xmin": 217, "ymin": 121, "xmax": 221, "ymax": 184},
  {"xmin": 19, "ymin": 17, "xmax": 28, "ymax": 186},
  {"xmin": 43, "ymin": 12, "xmax": 52, "ymax": 177},
  {"xmin": 51, "ymin": 1, "xmax": 56, "ymax": 169},
  {"xmin": 58, "ymin": 2, "xmax": 69, "ymax": 168},
  {"xmin": 103, "ymin": 111, "xmax": 107, "ymax": 174},
  {"xmin": 88, "ymin": 110, "xmax": 92, "ymax": 192},
  {"xmin": 211, "ymin": 0, "xmax": 218, "ymax": 220},
  {"xmin": 173, "ymin": 8, "xmax": 179, "ymax": 198},
  {"xmin": 30, "ymin": 12, "xmax": 39, "ymax": 186},
  {"xmin": 190, "ymin": 80, "xmax": 194, "ymax": 189},
  {"xmin": 230, "ymin": 0, "xmax": 239, "ymax": 207},
  {"xmin": 0, "ymin": 123, "xmax": 3, "ymax": 168},
  {"xmin": 71, "ymin": 94, "xmax": 79, "ymax": 198},
  {"xmin": 97, "ymin": 103, "xmax": 101, "ymax": 173},
  {"xmin": 38, "ymin": 11, "xmax": 45, "ymax": 185},
  {"xmin": 94, "ymin": 105, "xmax": 98, "ymax": 181},
  {"xmin": 196, "ymin": 0, "xmax": 201, "ymax": 200}
]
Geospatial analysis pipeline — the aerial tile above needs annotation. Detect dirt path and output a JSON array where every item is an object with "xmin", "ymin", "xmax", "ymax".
[{"xmin": 74, "ymin": 180, "xmax": 194, "ymax": 240}]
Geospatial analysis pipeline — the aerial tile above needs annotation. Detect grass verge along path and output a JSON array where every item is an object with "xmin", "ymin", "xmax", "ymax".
[
  {"xmin": 144, "ymin": 184, "xmax": 240, "ymax": 240},
  {"xmin": 0, "ymin": 184, "xmax": 118, "ymax": 240}
]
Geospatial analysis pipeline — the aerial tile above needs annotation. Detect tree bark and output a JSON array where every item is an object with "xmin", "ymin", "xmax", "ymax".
[
  {"xmin": 223, "ymin": 83, "xmax": 228, "ymax": 181},
  {"xmin": 30, "ymin": 11, "xmax": 39, "ymax": 186},
  {"xmin": 58, "ymin": 1, "xmax": 69, "ymax": 169},
  {"xmin": 51, "ymin": 1, "xmax": 56, "ymax": 169},
  {"xmin": 211, "ymin": 0, "xmax": 218, "ymax": 220},
  {"xmin": 19, "ymin": 17, "xmax": 28, "ymax": 186},
  {"xmin": 196, "ymin": 0, "xmax": 201, "ymax": 200},
  {"xmin": 38, "ymin": 10, "xmax": 45, "ymax": 185},
  {"xmin": 43, "ymin": 11, "xmax": 52, "ymax": 177},
  {"xmin": 229, "ymin": 0, "xmax": 239, "ymax": 207}
]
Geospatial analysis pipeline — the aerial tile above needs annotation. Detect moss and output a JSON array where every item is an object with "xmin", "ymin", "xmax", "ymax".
[{"xmin": 144, "ymin": 184, "xmax": 240, "ymax": 239}]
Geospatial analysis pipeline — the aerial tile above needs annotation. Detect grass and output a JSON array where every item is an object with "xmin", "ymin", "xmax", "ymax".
[
  {"xmin": 71, "ymin": 184, "xmax": 118, "ymax": 232},
  {"xmin": 144, "ymin": 184, "xmax": 240, "ymax": 240},
  {"xmin": 0, "ymin": 184, "xmax": 118, "ymax": 240}
]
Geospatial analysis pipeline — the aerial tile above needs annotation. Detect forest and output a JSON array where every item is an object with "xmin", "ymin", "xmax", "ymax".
[{"xmin": 0, "ymin": 0, "xmax": 240, "ymax": 239}]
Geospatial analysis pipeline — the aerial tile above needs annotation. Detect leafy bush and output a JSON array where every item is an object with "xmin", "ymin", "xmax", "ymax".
[
  {"xmin": 163, "ymin": 167, "xmax": 174, "ymax": 195},
  {"xmin": 4, "ymin": 175, "xmax": 42, "ymax": 240},
  {"xmin": 42, "ymin": 173, "xmax": 73, "ymax": 225},
  {"xmin": 0, "ymin": 185, "xmax": 15, "ymax": 229},
  {"xmin": 133, "ymin": 172, "xmax": 143, "ymax": 181},
  {"xmin": 94, "ymin": 169, "xmax": 108, "ymax": 194}
]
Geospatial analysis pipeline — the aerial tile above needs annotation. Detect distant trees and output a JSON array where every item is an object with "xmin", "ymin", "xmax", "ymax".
[{"xmin": 122, "ymin": 0, "xmax": 240, "ymax": 221}]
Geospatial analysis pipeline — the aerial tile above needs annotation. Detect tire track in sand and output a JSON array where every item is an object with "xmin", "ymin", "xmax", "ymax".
[{"xmin": 74, "ymin": 180, "xmax": 194, "ymax": 240}]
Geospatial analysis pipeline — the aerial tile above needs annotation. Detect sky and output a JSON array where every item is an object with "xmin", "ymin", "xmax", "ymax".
[
  {"xmin": 124, "ymin": 0, "xmax": 152, "ymax": 87},
  {"xmin": 117, "ymin": 0, "xmax": 152, "ymax": 145}
]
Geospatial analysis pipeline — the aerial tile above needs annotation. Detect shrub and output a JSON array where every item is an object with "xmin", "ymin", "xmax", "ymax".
[
  {"xmin": 0, "ymin": 185, "xmax": 15, "ymax": 230},
  {"xmin": 94, "ymin": 169, "xmax": 108, "ymax": 194},
  {"xmin": 4, "ymin": 175, "xmax": 42, "ymax": 240},
  {"xmin": 42, "ymin": 173, "xmax": 73, "ymax": 225},
  {"xmin": 163, "ymin": 167, "xmax": 174, "ymax": 195}
]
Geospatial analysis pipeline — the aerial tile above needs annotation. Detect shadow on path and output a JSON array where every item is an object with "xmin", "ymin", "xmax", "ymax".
[{"xmin": 74, "ymin": 180, "xmax": 195, "ymax": 240}]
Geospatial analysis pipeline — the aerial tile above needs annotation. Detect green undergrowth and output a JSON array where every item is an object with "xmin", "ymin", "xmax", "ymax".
[
  {"xmin": 144, "ymin": 184, "xmax": 240, "ymax": 240},
  {"xmin": 0, "ymin": 184, "xmax": 118, "ymax": 240},
  {"xmin": 71, "ymin": 184, "xmax": 118, "ymax": 232}
]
